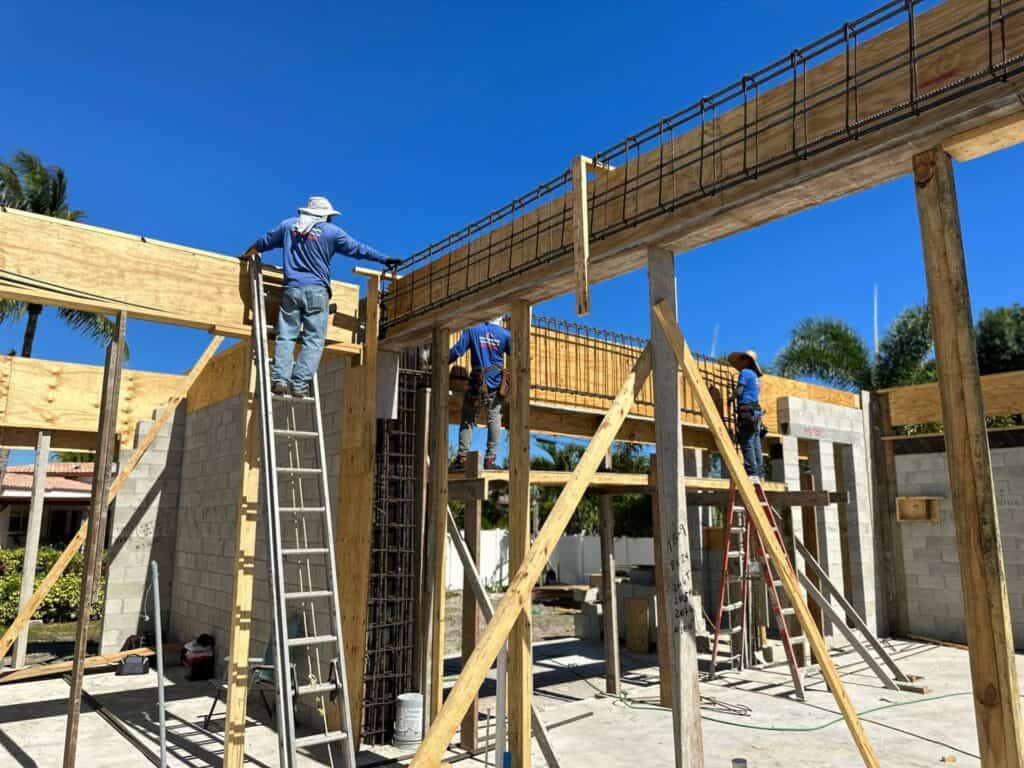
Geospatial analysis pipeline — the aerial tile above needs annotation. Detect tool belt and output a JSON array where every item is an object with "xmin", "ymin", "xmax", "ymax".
[
  {"xmin": 468, "ymin": 365, "xmax": 510, "ymax": 399},
  {"xmin": 737, "ymin": 402, "xmax": 762, "ymax": 432}
]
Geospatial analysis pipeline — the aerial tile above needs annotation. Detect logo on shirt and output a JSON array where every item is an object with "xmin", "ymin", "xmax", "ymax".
[{"xmin": 480, "ymin": 332, "xmax": 502, "ymax": 351}]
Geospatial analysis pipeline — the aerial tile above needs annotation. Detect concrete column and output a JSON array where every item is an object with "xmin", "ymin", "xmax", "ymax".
[
  {"xmin": 13, "ymin": 431, "xmax": 50, "ymax": 668},
  {"xmin": 839, "ymin": 441, "xmax": 878, "ymax": 634},
  {"xmin": 807, "ymin": 440, "xmax": 843, "ymax": 638}
]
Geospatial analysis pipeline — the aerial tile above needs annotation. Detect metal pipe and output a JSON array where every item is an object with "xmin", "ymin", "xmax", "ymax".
[{"xmin": 150, "ymin": 561, "xmax": 167, "ymax": 768}]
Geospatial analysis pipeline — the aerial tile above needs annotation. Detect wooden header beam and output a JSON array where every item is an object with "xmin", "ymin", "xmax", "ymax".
[
  {"xmin": 879, "ymin": 369, "xmax": 1024, "ymax": 427},
  {"xmin": 0, "ymin": 208, "xmax": 360, "ymax": 349},
  {"xmin": 383, "ymin": 0, "xmax": 1024, "ymax": 343}
]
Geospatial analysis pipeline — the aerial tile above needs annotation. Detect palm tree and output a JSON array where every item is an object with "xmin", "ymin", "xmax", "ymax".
[
  {"xmin": 0, "ymin": 151, "xmax": 119, "ymax": 358},
  {"xmin": 773, "ymin": 305, "xmax": 934, "ymax": 391}
]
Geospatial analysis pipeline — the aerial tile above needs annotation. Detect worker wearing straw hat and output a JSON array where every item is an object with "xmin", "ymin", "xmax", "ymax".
[{"xmin": 728, "ymin": 349, "xmax": 765, "ymax": 480}]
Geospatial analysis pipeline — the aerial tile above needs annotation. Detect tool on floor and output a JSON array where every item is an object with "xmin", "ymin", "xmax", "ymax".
[
  {"xmin": 250, "ymin": 257, "xmax": 357, "ymax": 768},
  {"xmin": 710, "ymin": 479, "xmax": 806, "ymax": 698}
]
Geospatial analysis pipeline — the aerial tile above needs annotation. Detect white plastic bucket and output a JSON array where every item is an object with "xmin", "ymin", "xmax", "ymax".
[{"xmin": 393, "ymin": 692, "xmax": 424, "ymax": 748}]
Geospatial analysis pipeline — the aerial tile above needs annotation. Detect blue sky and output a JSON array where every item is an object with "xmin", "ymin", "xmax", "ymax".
[{"xmin": 1, "ymin": 1, "xmax": 1021, "ymax": 459}]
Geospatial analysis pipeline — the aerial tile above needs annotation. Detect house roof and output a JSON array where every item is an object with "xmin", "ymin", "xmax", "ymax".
[
  {"xmin": 4, "ymin": 462, "xmax": 94, "ymax": 476},
  {"xmin": 0, "ymin": 463, "xmax": 95, "ymax": 499}
]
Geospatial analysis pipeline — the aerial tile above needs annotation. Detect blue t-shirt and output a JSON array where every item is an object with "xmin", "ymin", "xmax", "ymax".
[
  {"xmin": 251, "ymin": 217, "xmax": 388, "ymax": 290},
  {"xmin": 449, "ymin": 323, "xmax": 511, "ymax": 391},
  {"xmin": 736, "ymin": 368, "xmax": 760, "ymax": 406}
]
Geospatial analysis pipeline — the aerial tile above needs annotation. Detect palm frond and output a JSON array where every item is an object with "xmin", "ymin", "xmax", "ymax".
[
  {"xmin": 0, "ymin": 150, "xmax": 82, "ymax": 220},
  {"xmin": 875, "ymin": 305, "xmax": 933, "ymax": 388},
  {"xmin": 55, "ymin": 308, "xmax": 129, "ymax": 358},
  {"xmin": 0, "ymin": 299, "xmax": 27, "ymax": 324},
  {"xmin": 772, "ymin": 317, "xmax": 872, "ymax": 392}
]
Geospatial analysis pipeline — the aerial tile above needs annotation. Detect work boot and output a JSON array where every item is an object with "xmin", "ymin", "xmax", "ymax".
[
  {"xmin": 449, "ymin": 456, "xmax": 467, "ymax": 472},
  {"xmin": 272, "ymin": 381, "xmax": 289, "ymax": 396},
  {"xmin": 484, "ymin": 457, "xmax": 498, "ymax": 470},
  {"xmin": 290, "ymin": 382, "xmax": 311, "ymax": 399}
]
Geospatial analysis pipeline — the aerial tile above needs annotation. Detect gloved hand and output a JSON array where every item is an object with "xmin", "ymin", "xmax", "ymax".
[
  {"xmin": 240, "ymin": 247, "xmax": 258, "ymax": 263},
  {"xmin": 383, "ymin": 257, "xmax": 402, "ymax": 271}
]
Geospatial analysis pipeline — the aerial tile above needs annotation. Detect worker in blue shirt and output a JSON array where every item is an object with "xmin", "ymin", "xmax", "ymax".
[
  {"xmin": 449, "ymin": 318, "xmax": 512, "ymax": 470},
  {"xmin": 243, "ymin": 196, "xmax": 400, "ymax": 397},
  {"xmin": 728, "ymin": 349, "xmax": 765, "ymax": 479}
]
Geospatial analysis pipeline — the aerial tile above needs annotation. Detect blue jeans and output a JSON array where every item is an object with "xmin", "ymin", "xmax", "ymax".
[
  {"xmin": 271, "ymin": 285, "xmax": 330, "ymax": 393},
  {"xmin": 738, "ymin": 411, "xmax": 764, "ymax": 478},
  {"xmin": 459, "ymin": 387, "xmax": 504, "ymax": 460}
]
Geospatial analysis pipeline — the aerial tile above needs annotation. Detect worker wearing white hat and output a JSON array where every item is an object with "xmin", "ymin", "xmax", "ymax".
[
  {"xmin": 728, "ymin": 349, "xmax": 765, "ymax": 479},
  {"xmin": 244, "ymin": 196, "xmax": 400, "ymax": 397}
]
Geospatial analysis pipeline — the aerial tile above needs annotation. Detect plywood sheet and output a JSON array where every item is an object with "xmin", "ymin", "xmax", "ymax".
[{"xmin": 882, "ymin": 370, "xmax": 1024, "ymax": 426}]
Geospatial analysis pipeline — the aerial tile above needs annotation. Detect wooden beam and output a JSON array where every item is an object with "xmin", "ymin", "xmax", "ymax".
[
  {"xmin": 409, "ymin": 345, "xmax": 652, "ymax": 767},
  {"xmin": 652, "ymin": 301, "xmax": 879, "ymax": 768},
  {"xmin": 571, "ymin": 155, "xmax": 592, "ymax": 316},
  {"xmin": 222, "ymin": 343, "xmax": 259, "ymax": 768},
  {"xmin": 508, "ymin": 300, "xmax": 532, "ymax": 767},
  {"xmin": 428, "ymin": 325, "xmax": 451, "ymax": 723},
  {"xmin": 461, "ymin": 453, "xmax": 483, "ymax": 751},
  {"xmin": 382, "ymin": 0, "xmax": 1024, "ymax": 344},
  {"xmin": 64, "ymin": 311, "xmax": 125, "ymax": 768},
  {"xmin": 0, "ymin": 645, "xmax": 180, "ymax": 684},
  {"xmin": 686, "ymin": 489, "xmax": 847, "ymax": 508},
  {"xmin": 0, "ymin": 336, "xmax": 223, "ymax": 665},
  {"xmin": 944, "ymin": 110, "xmax": 1024, "ymax": 162},
  {"xmin": 914, "ymin": 147, "xmax": 1024, "ymax": 768},
  {"xmin": 881, "ymin": 369, "xmax": 1024, "ymax": 427},
  {"xmin": 336, "ymin": 275, "xmax": 381, "ymax": 744},
  {"xmin": 599, "ymin": 453, "xmax": 620, "ymax": 696},
  {"xmin": 12, "ymin": 430, "xmax": 50, "ymax": 669},
  {"xmin": 647, "ymin": 249, "xmax": 703, "ymax": 767},
  {"xmin": 0, "ymin": 208, "xmax": 360, "ymax": 348}
]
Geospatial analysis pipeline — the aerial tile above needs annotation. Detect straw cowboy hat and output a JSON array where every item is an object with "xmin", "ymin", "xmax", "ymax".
[
  {"xmin": 298, "ymin": 196, "xmax": 341, "ymax": 218},
  {"xmin": 728, "ymin": 349, "xmax": 764, "ymax": 377}
]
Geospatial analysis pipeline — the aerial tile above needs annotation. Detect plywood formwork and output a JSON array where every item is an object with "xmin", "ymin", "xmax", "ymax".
[
  {"xmin": 0, "ymin": 207, "xmax": 361, "ymax": 350},
  {"xmin": 383, "ymin": 0, "xmax": 1024, "ymax": 343},
  {"xmin": 880, "ymin": 369, "xmax": 1024, "ymax": 426}
]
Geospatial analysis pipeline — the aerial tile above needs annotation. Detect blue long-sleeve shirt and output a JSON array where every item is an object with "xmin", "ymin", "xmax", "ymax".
[
  {"xmin": 449, "ymin": 322, "xmax": 511, "ymax": 391},
  {"xmin": 251, "ymin": 217, "xmax": 389, "ymax": 290},
  {"xmin": 736, "ymin": 368, "xmax": 761, "ymax": 407}
]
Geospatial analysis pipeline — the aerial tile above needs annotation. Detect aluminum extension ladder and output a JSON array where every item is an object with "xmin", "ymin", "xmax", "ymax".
[
  {"xmin": 250, "ymin": 258, "xmax": 357, "ymax": 768},
  {"xmin": 710, "ymin": 479, "xmax": 806, "ymax": 700}
]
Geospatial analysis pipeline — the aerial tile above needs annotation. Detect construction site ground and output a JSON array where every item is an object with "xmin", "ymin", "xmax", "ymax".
[
  {"xmin": 444, "ymin": 591, "xmax": 578, "ymax": 656},
  {"xmin": 0, "ymin": 635, "xmax": 997, "ymax": 767}
]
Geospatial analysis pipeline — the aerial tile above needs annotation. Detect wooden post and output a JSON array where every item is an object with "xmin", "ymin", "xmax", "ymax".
[
  {"xmin": 461, "ymin": 452, "xmax": 483, "ymax": 750},
  {"xmin": 12, "ymin": 430, "xmax": 50, "ymax": 668},
  {"xmin": 222, "ymin": 341, "xmax": 260, "ymax": 768},
  {"xmin": 647, "ymin": 248, "xmax": 704, "ymax": 768},
  {"xmin": 63, "ymin": 311, "xmax": 126, "ymax": 768},
  {"xmin": 649, "ymin": 455, "xmax": 672, "ymax": 707},
  {"xmin": 571, "ymin": 155, "xmax": 592, "ymax": 316},
  {"xmin": 652, "ymin": 302, "xmax": 880, "ymax": 768},
  {"xmin": 337, "ymin": 274, "xmax": 381, "ymax": 742},
  {"xmin": 428, "ymin": 325, "xmax": 451, "ymax": 722},
  {"xmin": 410, "ymin": 346, "xmax": 652, "ymax": 767},
  {"xmin": 414, "ymin": 385, "xmax": 432, "ymax": 702},
  {"xmin": 868, "ymin": 391, "xmax": 908, "ymax": 638},
  {"xmin": 599, "ymin": 453, "xmax": 620, "ymax": 695},
  {"xmin": 0, "ymin": 336, "xmax": 223, "ymax": 664},
  {"xmin": 508, "ymin": 299, "xmax": 533, "ymax": 767},
  {"xmin": 913, "ymin": 147, "xmax": 1024, "ymax": 768}
]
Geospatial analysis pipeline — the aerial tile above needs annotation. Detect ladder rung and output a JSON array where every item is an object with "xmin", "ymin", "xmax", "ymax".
[
  {"xmin": 780, "ymin": 607, "xmax": 796, "ymax": 616},
  {"xmin": 275, "ymin": 428, "xmax": 319, "ymax": 438},
  {"xmin": 279, "ymin": 506, "xmax": 326, "ymax": 514},
  {"xmin": 295, "ymin": 681, "xmax": 339, "ymax": 697},
  {"xmin": 295, "ymin": 731, "xmax": 348, "ymax": 749},
  {"xmin": 287, "ymin": 634, "xmax": 338, "ymax": 648},
  {"xmin": 285, "ymin": 590, "xmax": 333, "ymax": 601},
  {"xmin": 721, "ymin": 602, "xmax": 743, "ymax": 612},
  {"xmin": 282, "ymin": 547, "xmax": 330, "ymax": 557},
  {"xmin": 278, "ymin": 466, "xmax": 321, "ymax": 476},
  {"xmin": 723, "ymin": 626, "xmax": 743, "ymax": 635},
  {"xmin": 730, "ymin": 527, "xmax": 744, "ymax": 533},
  {"xmin": 272, "ymin": 393, "xmax": 315, "ymax": 402},
  {"xmin": 727, "ymin": 552, "xmax": 742, "ymax": 559},
  {"xmin": 789, "ymin": 635, "xmax": 805, "ymax": 644}
]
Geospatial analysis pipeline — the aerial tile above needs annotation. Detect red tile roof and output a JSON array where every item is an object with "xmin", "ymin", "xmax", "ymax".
[
  {"xmin": 5, "ymin": 462, "xmax": 94, "ymax": 476},
  {"xmin": 1, "ymin": 463, "xmax": 95, "ymax": 496}
]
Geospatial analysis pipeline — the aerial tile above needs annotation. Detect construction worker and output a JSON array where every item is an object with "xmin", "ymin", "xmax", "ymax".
[
  {"xmin": 728, "ymin": 349, "xmax": 765, "ymax": 479},
  {"xmin": 449, "ymin": 318, "xmax": 511, "ymax": 471},
  {"xmin": 243, "ymin": 196, "xmax": 399, "ymax": 397}
]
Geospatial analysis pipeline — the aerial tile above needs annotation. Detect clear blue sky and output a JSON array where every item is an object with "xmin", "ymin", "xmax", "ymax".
[{"xmin": 1, "ymin": 0, "xmax": 1020, "ymax": 375}]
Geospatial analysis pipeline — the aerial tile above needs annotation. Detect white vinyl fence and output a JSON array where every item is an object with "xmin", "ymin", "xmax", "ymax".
[{"xmin": 444, "ymin": 529, "xmax": 655, "ymax": 590}]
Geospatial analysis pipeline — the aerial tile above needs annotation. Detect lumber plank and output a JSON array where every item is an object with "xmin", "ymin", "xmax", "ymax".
[
  {"xmin": 652, "ymin": 301, "xmax": 879, "ymax": 768},
  {"xmin": 64, "ymin": 311, "xmax": 125, "ymax": 768},
  {"xmin": 222, "ymin": 344, "xmax": 259, "ymax": 768},
  {"xmin": 0, "ymin": 645, "xmax": 181, "ymax": 684},
  {"xmin": 428, "ymin": 325, "xmax": 451, "ymax": 723},
  {"xmin": 944, "ymin": 110, "xmax": 1024, "ymax": 162},
  {"xmin": 571, "ymin": 156, "xmax": 591, "ymax": 316},
  {"xmin": 0, "ymin": 337, "xmax": 225, "ymax": 665},
  {"xmin": 880, "ymin": 369, "xmax": 1024, "ymax": 427},
  {"xmin": 508, "ymin": 301, "xmax": 532, "ymax": 767},
  {"xmin": 914, "ymin": 147, "xmax": 1024, "ymax": 768},
  {"xmin": 383, "ymin": 0, "xmax": 1024, "ymax": 344},
  {"xmin": 0, "ymin": 208, "xmax": 360, "ymax": 346},
  {"xmin": 336, "ymin": 276, "xmax": 381, "ymax": 743},
  {"xmin": 409, "ymin": 345, "xmax": 652, "ymax": 767}
]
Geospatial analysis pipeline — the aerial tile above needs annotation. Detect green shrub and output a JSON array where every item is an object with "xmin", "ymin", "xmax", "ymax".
[{"xmin": 0, "ymin": 548, "xmax": 103, "ymax": 624}]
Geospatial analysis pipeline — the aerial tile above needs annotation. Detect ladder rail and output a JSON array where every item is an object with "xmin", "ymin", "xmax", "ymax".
[
  {"xmin": 710, "ymin": 485, "xmax": 740, "ymax": 673},
  {"xmin": 250, "ymin": 259, "xmax": 297, "ymax": 766}
]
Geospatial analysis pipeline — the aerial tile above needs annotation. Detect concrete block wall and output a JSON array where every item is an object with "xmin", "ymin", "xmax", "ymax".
[
  {"xmin": 100, "ymin": 402, "xmax": 186, "ymax": 654},
  {"xmin": 895, "ymin": 445, "xmax": 1024, "ymax": 646},
  {"xmin": 776, "ymin": 396, "xmax": 877, "ymax": 635}
]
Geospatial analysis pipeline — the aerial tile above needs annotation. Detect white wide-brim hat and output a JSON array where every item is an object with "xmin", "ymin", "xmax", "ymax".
[
  {"xmin": 728, "ymin": 349, "xmax": 764, "ymax": 377},
  {"xmin": 298, "ymin": 195, "xmax": 341, "ymax": 218}
]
